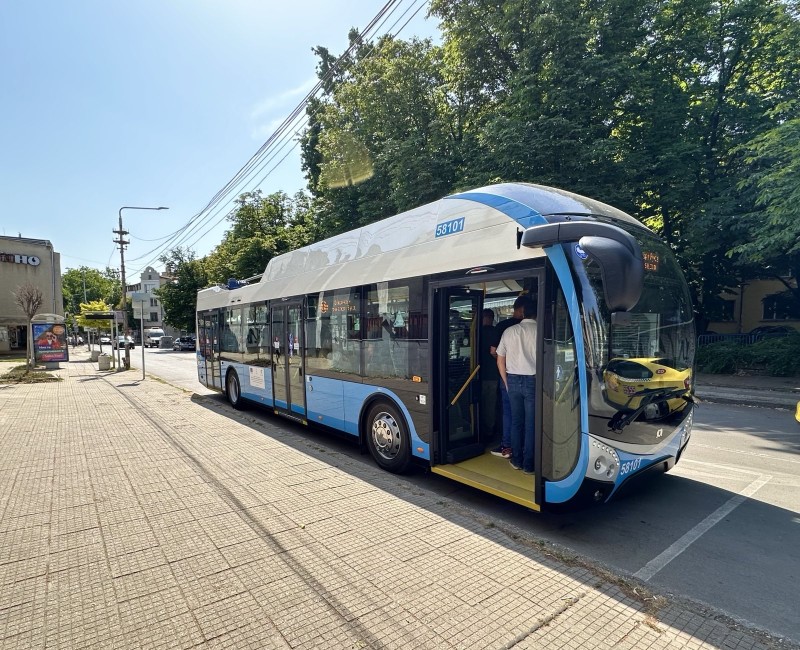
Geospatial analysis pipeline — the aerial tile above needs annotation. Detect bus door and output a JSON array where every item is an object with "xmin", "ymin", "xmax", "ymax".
[
  {"xmin": 436, "ymin": 287, "xmax": 483, "ymax": 463},
  {"xmin": 198, "ymin": 310, "xmax": 222, "ymax": 390},
  {"xmin": 271, "ymin": 301, "xmax": 307, "ymax": 419}
]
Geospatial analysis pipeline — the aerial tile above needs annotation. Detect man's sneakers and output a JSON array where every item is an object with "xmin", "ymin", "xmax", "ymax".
[
  {"xmin": 510, "ymin": 460, "xmax": 534, "ymax": 474},
  {"xmin": 490, "ymin": 445, "xmax": 512, "ymax": 458}
]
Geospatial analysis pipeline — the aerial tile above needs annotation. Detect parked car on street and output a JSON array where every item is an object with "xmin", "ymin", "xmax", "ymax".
[
  {"xmin": 98, "ymin": 335, "xmax": 112, "ymax": 345},
  {"xmin": 112, "ymin": 336, "xmax": 135, "ymax": 350},
  {"xmin": 144, "ymin": 327, "xmax": 166, "ymax": 348},
  {"xmin": 172, "ymin": 336, "xmax": 196, "ymax": 351},
  {"xmin": 749, "ymin": 325, "xmax": 796, "ymax": 340}
]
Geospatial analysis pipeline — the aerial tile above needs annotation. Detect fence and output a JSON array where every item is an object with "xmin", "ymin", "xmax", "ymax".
[{"xmin": 697, "ymin": 333, "xmax": 756, "ymax": 346}]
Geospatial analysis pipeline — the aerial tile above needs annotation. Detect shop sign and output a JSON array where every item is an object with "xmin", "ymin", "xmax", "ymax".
[{"xmin": 0, "ymin": 252, "xmax": 41, "ymax": 266}]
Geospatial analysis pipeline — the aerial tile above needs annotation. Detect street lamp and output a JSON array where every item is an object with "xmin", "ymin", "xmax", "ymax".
[{"xmin": 114, "ymin": 206, "xmax": 168, "ymax": 369}]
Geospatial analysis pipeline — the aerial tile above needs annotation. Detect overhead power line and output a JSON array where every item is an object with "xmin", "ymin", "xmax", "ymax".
[{"xmin": 128, "ymin": 0, "xmax": 430, "ymax": 276}]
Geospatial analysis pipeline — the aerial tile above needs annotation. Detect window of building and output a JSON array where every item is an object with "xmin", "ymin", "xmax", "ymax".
[
  {"xmin": 720, "ymin": 299, "xmax": 736, "ymax": 321},
  {"xmin": 149, "ymin": 312, "xmax": 158, "ymax": 322},
  {"xmin": 150, "ymin": 298, "xmax": 158, "ymax": 307},
  {"xmin": 763, "ymin": 293, "xmax": 800, "ymax": 320}
]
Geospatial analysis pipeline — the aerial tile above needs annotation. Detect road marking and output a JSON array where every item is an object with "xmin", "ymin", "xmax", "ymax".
[
  {"xmin": 691, "ymin": 443, "xmax": 800, "ymax": 465},
  {"xmin": 680, "ymin": 458, "xmax": 767, "ymax": 475},
  {"xmin": 634, "ymin": 474, "xmax": 772, "ymax": 582}
]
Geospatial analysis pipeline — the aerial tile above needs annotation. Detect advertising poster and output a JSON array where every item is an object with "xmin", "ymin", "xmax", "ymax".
[{"xmin": 33, "ymin": 323, "xmax": 69, "ymax": 363}]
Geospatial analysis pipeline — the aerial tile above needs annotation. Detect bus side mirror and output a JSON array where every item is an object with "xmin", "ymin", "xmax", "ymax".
[
  {"xmin": 521, "ymin": 221, "xmax": 644, "ymax": 312},
  {"xmin": 578, "ymin": 235, "xmax": 644, "ymax": 312}
]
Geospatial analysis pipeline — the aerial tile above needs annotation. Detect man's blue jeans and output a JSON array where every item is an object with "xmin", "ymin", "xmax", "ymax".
[
  {"xmin": 498, "ymin": 379, "xmax": 512, "ymax": 448},
  {"xmin": 507, "ymin": 374, "xmax": 536, "ymax": 472}
]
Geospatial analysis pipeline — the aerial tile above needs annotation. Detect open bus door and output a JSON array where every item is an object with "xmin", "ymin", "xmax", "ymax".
[
  {"xmin": 431, "ymin": 274, "xmax": 544, "ymax": 512},
  {"xmin": 198, "ymin": 310, "xmax": 222, "ymax": 390},
  {"xmin": 270, "ymin": 301, "xmax": 307, "ymax": 421},
  {"xmin": 435, "ymin": 286, "xmax": 484, "ymax": 463}
]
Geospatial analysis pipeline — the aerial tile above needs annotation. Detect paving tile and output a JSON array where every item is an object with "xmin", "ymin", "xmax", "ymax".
[{"xmin": 0, "ymin": 359, "xmax": 786, "ymax": 650}]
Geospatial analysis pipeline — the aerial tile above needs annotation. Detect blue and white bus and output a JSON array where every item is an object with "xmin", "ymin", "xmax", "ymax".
[{"xmin": 196, "ymin": 182, "xmax": 696, "ymax": 511}]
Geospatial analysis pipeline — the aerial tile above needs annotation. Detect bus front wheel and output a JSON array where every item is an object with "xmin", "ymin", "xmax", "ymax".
[
  {"xmin": 365, "ymin": 402, "xmax": 410, "ymax": 473},
  {"xmin": 226, "ymin": 370, "xmax": 246, "ymax": 410}
]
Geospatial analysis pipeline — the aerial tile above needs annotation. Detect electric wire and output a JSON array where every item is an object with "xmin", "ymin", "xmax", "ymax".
[
  {"xmin": 131, "ymin": 0, "xmax": 412, "ymax": 265},
  {"xmin": 126, "ymin": 1, "xmax": 403, "ymax": 271},
  {"xmin": 130, "ymin": 0, "xmax": 415, "ymax": 272},
  {"xmin": 172, "ymin": 0, "xmax": 431, "ymax": 258},
  {"xmin": 129, "ymin": 0, "xmax": 430, "ymax": 275}
]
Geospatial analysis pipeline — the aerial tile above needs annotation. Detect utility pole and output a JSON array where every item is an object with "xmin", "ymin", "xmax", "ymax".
[
  {"xmin": 113, "ymin": 216, "xmax": 129, "ymax": 328},
  {"xmin": 113, "ymin": 217, "xmax": 130, "ymax": 370},
  {"xmin": 116, "ymin": 206, "xmax": 169, "ymax": 370}
]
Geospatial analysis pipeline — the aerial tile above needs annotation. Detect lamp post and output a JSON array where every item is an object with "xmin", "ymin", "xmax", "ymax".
[{"xmin": 114, "ymin": 205, "xmax": 168, "ymax": 369}]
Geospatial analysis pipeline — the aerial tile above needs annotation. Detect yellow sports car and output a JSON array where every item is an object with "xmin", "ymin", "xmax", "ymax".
[{"xmin": 603, "ymin": 357, "xmax": 692, "ymax": 423}]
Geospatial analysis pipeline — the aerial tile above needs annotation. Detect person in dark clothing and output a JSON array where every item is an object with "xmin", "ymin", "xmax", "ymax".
[
  {"xmin": 489, "ymin": 296, "xmax": 526, "ymax": 458},
  {"xmin": 479, "ymin": 308, "xmax": 500, "ymax": 443}
]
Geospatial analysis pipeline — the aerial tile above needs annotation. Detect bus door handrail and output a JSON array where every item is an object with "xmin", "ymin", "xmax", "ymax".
[{"xmin": 450, "ymin": 364, "xmax": 480, "ymax": 406}]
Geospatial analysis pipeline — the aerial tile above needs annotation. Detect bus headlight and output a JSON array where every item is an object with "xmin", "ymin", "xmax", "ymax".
[{"xmin": 587, "ymin": 437, "xmax": 620, "ymax": 483}]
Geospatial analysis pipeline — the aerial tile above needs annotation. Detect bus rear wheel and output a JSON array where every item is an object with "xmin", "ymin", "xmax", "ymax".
[
  {"xmin": 365, "ymin": 402, "xmax": 410, "ymax": 473},
  {"xmin": 226, "ymin": 370, "xmax": 246, "ymax": 410}
]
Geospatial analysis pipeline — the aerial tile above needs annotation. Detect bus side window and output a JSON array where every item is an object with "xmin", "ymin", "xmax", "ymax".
[{"xmin": 330, "ymin": 288, "xmax": 360, "ymax": 375}]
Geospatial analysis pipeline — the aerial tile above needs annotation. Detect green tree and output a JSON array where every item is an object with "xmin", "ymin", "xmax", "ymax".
[
  {"xmin": 735, "ymin": 108, "xmax": 800, "ymax": 310},
  {"xmin": 62, "ymin": 267, "xmax": 121, "ymax": 314},
  {"xmin": 303, "ymin": 34, "xmax": 457, "ymax": 236},
  {"xmin": 204, "ymin": 190, "xmax": 317, "ymax": 284},
  {"xmin": 76, "ymin": 300, "xmax": 113, "ymax": 337},
  {"xmin": 155, "ymin": 248, "xmax": 208, "ymax": 333}
]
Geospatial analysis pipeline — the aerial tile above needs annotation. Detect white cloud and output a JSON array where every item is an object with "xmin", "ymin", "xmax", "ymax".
[{"xmin": 250, "ymin": 76, "xmax": 318, "ymax": 119}]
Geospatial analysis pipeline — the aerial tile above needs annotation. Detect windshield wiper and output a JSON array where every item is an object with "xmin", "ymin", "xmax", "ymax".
[{"xmin": 608, "ymin": 387, "xmax": 693, "ymax": 433}]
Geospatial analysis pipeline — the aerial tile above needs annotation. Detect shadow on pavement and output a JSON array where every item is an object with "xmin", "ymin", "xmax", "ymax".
[{"xmin": 186, "ymin": 393, "xmax": 800, "ymax": 646}]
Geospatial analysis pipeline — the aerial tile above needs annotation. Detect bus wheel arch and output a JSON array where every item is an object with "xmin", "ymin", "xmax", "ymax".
[
  {"xmin": 225, "ymin": 368, "xmax": 246, "ymax": 410},
  {"xmin": 362, "ymin": 398, "xmax": 411, "ymax": 474}
]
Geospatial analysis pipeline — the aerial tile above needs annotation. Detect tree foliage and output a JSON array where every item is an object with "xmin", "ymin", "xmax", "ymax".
[
  {"xmin": 735, "ymin": 106, "xmax": 800, "ymax": 307},
  {"xmin": 62, "ymin": 267, "xmax": 121, "ymax": 314},
  {"xmin": 298, "ymin": 0, "xmax": 800, "ymax": 323},
  {"xmin": 203, "ymin": 190, "xmax": 317, "ymax": 284},
  {"xmin": 75, "ymin": 300, "xmax": 113, "ymax": 330},
  {"xmin": 155, "ymin": 248, "xmax": 208, "ymax": 333}
]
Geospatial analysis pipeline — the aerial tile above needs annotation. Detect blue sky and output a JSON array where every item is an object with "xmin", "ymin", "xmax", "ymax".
[{"xmin": 0, "ymin": 1, "xmax": 438, "ymax": 278}]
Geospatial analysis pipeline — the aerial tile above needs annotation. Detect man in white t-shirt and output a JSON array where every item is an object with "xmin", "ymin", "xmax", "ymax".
[{"xmin": 496, "ymin": 297, "xmax": 537, "ymax": 474}]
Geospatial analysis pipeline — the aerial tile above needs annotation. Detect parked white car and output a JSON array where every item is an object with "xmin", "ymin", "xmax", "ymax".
[{"xmin": 144, "ymin": 328, "xmax": 165, "ymax": 348}]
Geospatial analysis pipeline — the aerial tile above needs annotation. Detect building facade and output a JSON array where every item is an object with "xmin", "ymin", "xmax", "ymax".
[
  {"xmin": 706, "ymin": 276, "xmax": 800, "ymax": 335},
  {"xmin": 0, "ymin": 236, "xmax": 63, "ymax": 353},
  {"xmin": 127, "ymin": 266, "xmax": 178, "ymax": 340}
]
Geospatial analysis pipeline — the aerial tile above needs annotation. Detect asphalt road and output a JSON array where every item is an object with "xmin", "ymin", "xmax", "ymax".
[{"xmin": 136, "ymin": 348, "xmax": 800, "ymax": 644}]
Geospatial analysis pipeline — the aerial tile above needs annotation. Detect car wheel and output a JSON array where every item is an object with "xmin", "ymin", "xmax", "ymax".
[
  {"xmin": 226, "ymin": 370, "xmax": 246, "ymax": 410},
  {"xmin": 364, "ymin": 401, "xmax": 411, "ymax": 473}
]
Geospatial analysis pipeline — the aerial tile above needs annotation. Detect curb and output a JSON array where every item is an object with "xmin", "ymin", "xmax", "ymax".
[{"xmin": 695, "ymin": 391, "xmax": 797, "ymax": 411}]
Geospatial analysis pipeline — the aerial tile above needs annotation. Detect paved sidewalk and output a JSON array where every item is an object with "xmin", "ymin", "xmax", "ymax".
[
  {"xmin": 695, "ymin": 372, "xmax": 799, "ymax": 410},
  {"xmin": 0, "ymin": 356, "xmax": 796, "ymax": 649}
]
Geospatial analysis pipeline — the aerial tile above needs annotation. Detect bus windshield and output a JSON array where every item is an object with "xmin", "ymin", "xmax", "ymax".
[{"xmin": 573, "ymin": 232, "xmax": 696, "ymax": 445}]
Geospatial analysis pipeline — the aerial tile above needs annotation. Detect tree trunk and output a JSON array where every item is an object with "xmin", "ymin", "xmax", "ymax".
[{"xmin": 28, "ymin": 320, "xmax": 34, "ymax": 368}]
